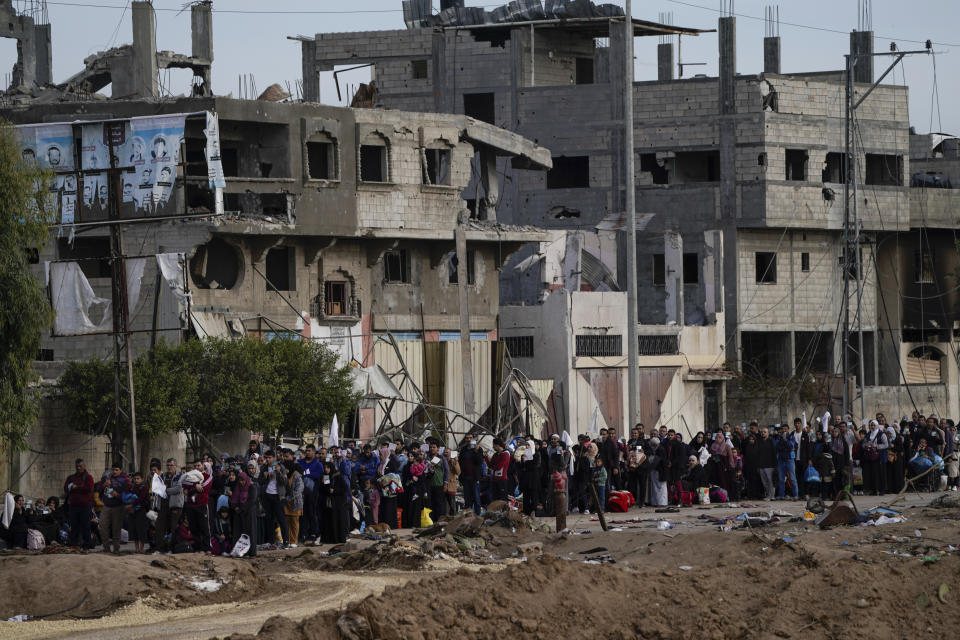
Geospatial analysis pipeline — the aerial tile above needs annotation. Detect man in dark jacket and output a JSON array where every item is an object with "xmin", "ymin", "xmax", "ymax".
[
  {"xmin": 96, "ymin": 463, "xmax": 131, "ymax": 554},
  {"xmin": 756, "ymin": 427, "xmax": 777, "ymax": 500},
  {"xmin": 458, "ymin": 435, "xmax": 484, "ymax": 514},
  {"xmin": 791, "ymin": 418, "xmax": 814, "ymax": 497},
  {"xmin": 64, "ymin": 458, "xmax": 95, "ymax": 549}
]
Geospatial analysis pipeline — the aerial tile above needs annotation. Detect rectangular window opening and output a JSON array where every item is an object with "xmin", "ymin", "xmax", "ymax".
[
  {"xmin": 673, "ymin": 150, "xmax": 720, "ymax": 183},
  {"xmin": 448, "ymin": 250, "xmax": 475, "ymax": 285},
  {"xmin": 785, "ymin": 149, "xmax": 808, "ymax": 181},
  {"xmin": 652, "ymin": 253, "xmax": 665, "ymax": 286},
  {"xmin": 307, "ymin": 141, "xmax": 336, "ymax": 180},
  {"xmin": 822, "ymin": 152, "xmax": 847, "ymax": 183},
  {"xmin": 801, "ymin": 252, "xmax": 810, "ymax": 272},
  {"xmin": 359, "ymin": 144, "xmax": 387, "ymax": 182},
  {"xmin": 755, "ymin": 251, "xmax": 777, "ymax": 284},
  {"xmin": 683, "ymin": 252, "xmax": 699, "ymax": 284},
  {"xmin": 57, "ymin": 237, "xmax": 111, "ymax": 279},
  {"xmin": 865, "ymin": 154, "xmax": 903, "ymax": 186},
  {"xmin": 575, "ymin": 334, "xmax": 622, "ymax": 357},
  {"xmin": 324, "ymin": 281, "xmax": 348, "ymax": 316},
  {"xmin": 463, "ymin": 92, "xmax": 495, "ymax": 125},
  {"xmin": 265, "ymin": 246, "xmax": 295, "ymax": 291},
  {"xmin": 411, "ymin": 59, "xmax": 428, "ymax": 80},
  {"xmin": 384, "ymin": 249, "xmax": 410, "ymax": 283},
  {"xmin": 640, "ymin": 153, "xmax": 669, "ymax": 184},
  {"xmin": 546, "ymin": 156, "xmax": 590, "ymax": 189},
  {"xmin": 503, "ymin": 335, "xmax": 534, "ymax": 358},
  {"xmin": 637, "ymin": 335, "xmax": 679, "ymax": 356},
  {"xmin": 575, "ymin": 57, "xmax": 594, "ymax": 85},
  {"xmin": 423, "ymin": 148, "xmax": 451, "ymax": 185}
]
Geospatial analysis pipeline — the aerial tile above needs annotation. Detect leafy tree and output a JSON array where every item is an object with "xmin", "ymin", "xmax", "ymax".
[
  {"xmin": 269, "ymin": 338, "xmax": 361, "ymax": 439},
  {"xmin": 133, "ymin": 339, "xmax": 198, "ymax": 439},
  {"xmin": 0, "ymin": 121, "xmax": 56, "ymax": 450},
  {"xmin": 58, "ymin": 359, "xmax": 115, "ymax": 440},
  {"xmin": 188, "ymin": 338, "xmax": 283, "ymax": 448},
  {"xmin": 58, "ymin": 336, "xmax": 360, "ymax": 458}
]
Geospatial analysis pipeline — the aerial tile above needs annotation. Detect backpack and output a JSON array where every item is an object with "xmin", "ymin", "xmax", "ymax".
[{"xmin": 27, "ymin": 529, "xmax": 45, "ymax": 550}]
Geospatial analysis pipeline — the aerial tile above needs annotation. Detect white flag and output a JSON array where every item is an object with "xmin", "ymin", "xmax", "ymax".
[
  {"xmin": 821, "ymin": 411, "xmax": 831, "ymax": 434},
  {"xmin": 328, "ymin": 413, "xmax": 340, "ymax": 447},
  {"xmin": 802, "ymin": 411, "xmax": 807, "ymax": 428},
  {"xmin": 561, "ymin": 430, "xmax": 575, "ymax": 474}
]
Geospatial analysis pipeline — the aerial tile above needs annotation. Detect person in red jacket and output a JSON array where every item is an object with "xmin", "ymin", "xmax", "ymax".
[
  {"xmin": 183, "ymin": 460, "xmax": 212, "ymax": 552},
  {"xmin": 64, "ymin": 458, "xmax": 95, "ymax": 549},
  {"xmin": 487, "ymin": 439, "xmax": 511, "ymax": 501}
]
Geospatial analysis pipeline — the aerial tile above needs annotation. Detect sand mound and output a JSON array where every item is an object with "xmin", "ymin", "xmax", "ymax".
[
  {"xmin": 0, "ymin": 552, "xmax": 271, "ymax": 620},
  {"xmin": 222, "ymin": 541, "xmax": 959, "ymax": 640}
]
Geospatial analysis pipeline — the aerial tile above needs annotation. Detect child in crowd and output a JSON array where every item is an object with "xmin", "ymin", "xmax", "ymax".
[
  {"xmin": 363, "ymin": 478, "xmax": 380, "ymax": 526},
  {"xmin": 592, "ymin": 456, "xmax": 607, "ymax": 513},
  {"xmin": 211, "ymin": 505, "xmax": 232, "ymax": 555}
]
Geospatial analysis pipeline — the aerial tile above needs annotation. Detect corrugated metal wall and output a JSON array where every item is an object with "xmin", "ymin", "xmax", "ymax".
[
  {"xmin": 443, "ymin": 340, "xmax": 493, "ymax": 425},
  {"xmin": 372, "ymin": 337, "xmax": 425, "ymax": 428}
]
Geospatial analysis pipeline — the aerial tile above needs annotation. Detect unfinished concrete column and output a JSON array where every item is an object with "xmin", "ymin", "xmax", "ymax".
[
  {"xmin": 301, "ymin": 41, "xmax": 320, "ymax": 103},
  {"xmin": 763, "ymin": 36, "xmax": 780, "ymax": 74},
  {"xmin": 191, "ymin": 0, "xmax": 213, "ymax": 93},
  {"xmin": 850, "ymin": 30, "xmax": 874, "ymax": 83},
  {"xmin": 131, "ymin": 1, "xmax": 158, "ymax": 98},
  {"xmin": 440, "ymin": 0, "xmax": 464, "ymax": 9},
  {"xmin": 657, "ymin": 42, "xmax": 674, "ymax": 81},
  {"xmin": 664, "ymin": 231, "xmax": 684, "ymax": 325},
  {"xmin": 455, "ymin": 212, "xmax": 475, "ymax": 420},
  {"xmin": 479, "ymin": 149, "xmax": 499, "ymax": 221},
  {"xmin": 718, "ymin": 17, "xmax": 736, "ymax": 114}
]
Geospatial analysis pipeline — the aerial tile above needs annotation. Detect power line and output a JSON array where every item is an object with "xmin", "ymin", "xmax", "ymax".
[{"xmin": 663, "ymin": 0, "xmax": 960, "ymax": 48}]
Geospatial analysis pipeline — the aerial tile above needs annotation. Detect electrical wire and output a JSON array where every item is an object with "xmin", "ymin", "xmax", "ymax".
[{"xmin": 662, "ymin": 0, "xmax": 960, "ymax": 48}]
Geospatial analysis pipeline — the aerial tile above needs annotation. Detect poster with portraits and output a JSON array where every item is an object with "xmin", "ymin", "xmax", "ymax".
[
  {"xmin": 17, "ymin": 123, "xmax": 77, "ymax": 224},
  {"xmin": 129, "ymin": 115, "xmax": 184, "ymax": 217},
  {"xmin": 16, "ymin": 111, "xmax": 222, "ymax": 223}
]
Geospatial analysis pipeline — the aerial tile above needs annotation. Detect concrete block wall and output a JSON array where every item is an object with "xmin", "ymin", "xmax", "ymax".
[
  {"xmin": 910, "ymin": 188, "xmax": 960, "ymax": 228},
  {"xmin": 736, "ymin": 229, "xmax": 877, "ymax": 333}
]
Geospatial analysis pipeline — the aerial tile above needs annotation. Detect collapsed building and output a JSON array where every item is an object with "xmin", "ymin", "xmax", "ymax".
[
  {"xmin": 299, "ymin": 0, "xmax": 960, "ymax": 425},
  {"xmin": 1, "ymin": 2, "xmax": 552, "ymax": 496}
]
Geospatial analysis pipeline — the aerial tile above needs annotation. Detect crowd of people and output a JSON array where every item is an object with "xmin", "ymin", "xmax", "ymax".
[{"xmin": 1, "ymin": 411, "xmax": 958, "ymax": 554}]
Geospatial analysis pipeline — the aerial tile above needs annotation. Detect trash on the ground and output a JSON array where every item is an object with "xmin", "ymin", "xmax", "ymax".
[
  {"xmin": 782, "ymin": 537, "xmax": 794, "ymax": 542},
  {"xmin": 816, "ymin": 496, "xmax": 858, "ymax": 528},
  {"xmin": 6, "ymin": 615, "xmax": 29, "ymax": 622},
  {"xmin": 860, "ymin": 515, "xmax": 906, "ymax": 526},
  {"xmin": 938, "ymin": 584, "xmax": 950, "ymax": 604},
  {"xmin": 915, "ymin": 529, "xmax": 923, "ymax": 538},
  {"xmin": 865, "ymin": 506, "xmax": 901, "ymax": 517},
  {"xmin": 679, "ymin": 565, "xmax": 692, "ymax": 571},
  {"xmin": 922, "ymin": 554, "xmax": 941, "ymax": 565},
  {"xmin": 578, "ymin": 547, "xmax": 607, "ymax": 554},
  {"xmin": 189, "ymin": 578, "xmax": 223, "ymax": 592},
  {"xmin": 719, "ymin": 520, "xmax": 734, "ymax": 532},
  {"xmin": 803, "ymin": 511, "xmax": 816, "ymax": 521},
  {"xmin": 856, "ymin": 598, "xmax": 869, "ymax": 608},
  {"xmin": 657, "ymin": 520, "xmax": 674, "ymax": 530},
  {"xmin": 583, "ymin": 554, "xmax": 615, "ymax": 564}
]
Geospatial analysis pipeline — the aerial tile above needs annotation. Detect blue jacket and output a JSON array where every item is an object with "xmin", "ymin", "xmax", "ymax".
[
  {"xmin": 355, "ymin": 453, "xmax": 380, "ymax": 482},
  {"xmin": 775, "ymin": 435, "xmax": 796, "ymax": 463},
  {"xmin": 298, "ymin": 457, "xmax": 323, "ymax": 479}
]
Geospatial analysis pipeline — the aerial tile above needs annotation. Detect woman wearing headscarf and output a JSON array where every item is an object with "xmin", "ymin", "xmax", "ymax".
[
  {"xmin": 647, "ymin": 438, "xmax": 668, "ymax": 507},
  {"xmin": 709, "ymin": 430, "xmax": 736, "ymax": 493},
  {"xmin": 283, "ymin": 460, "xmax": 304, "ymax": 547},
  {"xmin": 886, "ymin": 423, "xmax": 906, "ymax": 494},
  {"xmin": 862, "ymin": 420, "xmax": 888, "ymax": 496}
]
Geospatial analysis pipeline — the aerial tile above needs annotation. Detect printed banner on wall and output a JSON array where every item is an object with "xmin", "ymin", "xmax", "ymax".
[
  {"xmin": 17, "ymin": 123, "xmax": 77, "ymax": 224},
  {"xmin": 16, "ymin": 111, "xmax": 222, "ymax": 223},
  {"xmin": 130, "ymin": 115, "xmax": 185, "ymax": 216},
  {"xmin": 204, "ymin": 111, "xmax": 226, "ymax": 189}
]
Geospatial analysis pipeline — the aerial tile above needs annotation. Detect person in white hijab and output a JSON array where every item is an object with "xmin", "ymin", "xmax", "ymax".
[{"xmin": 648, "ymin": 437, "xmax": 668, "ymax": 506}]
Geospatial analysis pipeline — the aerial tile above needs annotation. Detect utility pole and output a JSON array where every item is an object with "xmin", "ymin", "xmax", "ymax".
[
  {"xmin": 624, "ymin": 0, "xmax": 640, "ymax": 431},
  {"xmin": 841, "ymin": 43, "xmax": 931, "ymax": 422},
  {"xmin": 106, "ymin": 122, "xmax": 138, "ymax": 469}
]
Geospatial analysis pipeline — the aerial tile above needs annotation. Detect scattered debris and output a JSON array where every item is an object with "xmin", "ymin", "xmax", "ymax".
[{"xmin": 938, "ymin": 584, "xmax": 950, "ymax": 604}]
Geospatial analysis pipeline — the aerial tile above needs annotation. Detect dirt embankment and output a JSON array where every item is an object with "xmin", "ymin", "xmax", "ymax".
[
  {"xmin": 225, "ymin": 530, "xmax": 960, "ymax": 640},
  {"xmin": 0, "ymin": 553, "xmax": 274, "ymax": 621}
]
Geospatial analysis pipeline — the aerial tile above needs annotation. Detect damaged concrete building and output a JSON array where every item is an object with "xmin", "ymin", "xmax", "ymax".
[
  {"xmin": 1, "ymin": 2, "xmax": 552, "ymax": 496},
  {"xmin": 299, "ymin": 0, "xmax": 960, "ymax": 427}
]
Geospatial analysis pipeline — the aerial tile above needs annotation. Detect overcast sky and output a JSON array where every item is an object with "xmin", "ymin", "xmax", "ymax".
[{"xmin": 2, "ymin": 0, "xmax": 956, "ymax": 132}]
